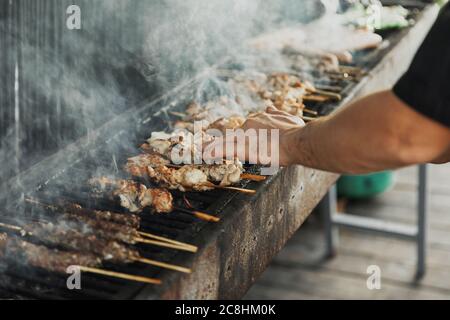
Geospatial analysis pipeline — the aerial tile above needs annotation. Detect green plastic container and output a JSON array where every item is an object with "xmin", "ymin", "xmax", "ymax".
[{"xmin": 337, "ymin": 171, "xmax": 395, "ymax": 199}]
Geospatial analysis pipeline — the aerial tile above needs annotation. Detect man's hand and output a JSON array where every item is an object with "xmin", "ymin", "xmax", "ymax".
[
  {"xmin": 205, "ymin": 90, "xmax": 450, "ymax": 174},
  {"xmin": 243, "ymin": 106, "xmax": 305, "ymax": 131},
  {"xmin": 432, "ymin": 147, "xmax": 450, "ymax": 164},
  {"xmin": 204, "ymin": 106, "xmax": 305, "ymax": 166}
]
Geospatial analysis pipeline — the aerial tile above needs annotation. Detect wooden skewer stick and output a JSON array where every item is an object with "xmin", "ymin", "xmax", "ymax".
[
  {"xmin": 136, "ymin": 238, "xmax": 198, "ymax": 253},
  {"xmin": 240, "ymin": 173, "xmax": 266, "ymax": 182},
  {"xmin": 169, "ymin": 111, "xmax": 187, "ymax": 118},
  {"xmin": 313, "ymin": 89, "xmax": 342, "ymax": 101},
  {"xmin": 137, "ymin": 231, "xmax": 197, "ymax": 252},
  {"xmin": 212, "ymin": 185, "xmax": 256, "ymax": 194},
  {"xmin": 315, "ymin": 84, "xmax": 343, "ymax": 92},
  {"xmin": 305, "ymin": 81, "xmax": 342, "ymax": 99},
  {"xmin": 303, "ymin": 116, "xmax": 318, "ymax": 123},
  {"xmin": 78, "ymin": 266, "xmax": 161, "ymax": 285},
  {"xmin": 167, "ymin": 165, "xmax": 266, "ymax": 183},
  {"xmin": 135, "ymin": 257, "xmax": 191, "ymax": 274},
  {"xmin": 305, "ymin": 87, "xmax": 341, "ymax": 101},
  {"xmin": 303, "ymin": 95, "xmax": 329, "ymax": 103},
  {"xmin": 174, "ymin": 207, "xmax": 221, "ymax": 223},
  {"xmin": 204, "ymin": 182, "xmax": 256, "ymax": 195},
  {"xmin": 25, "ymin": 197, "xmax": 56, "ymax": 209},
  {"xmin": 0, "ymin": 221, "xmax": 187, "ymax": 275},
  {"xmin": 0, "ymin": 222, "xmax": 22, "ymax": 232},
  {"xmin": 339, "ymin": 65, "xmax": 365, "ymax": 74},
  {"xmin": 2, "ymin": 219, "xmax": 195, "ymax": 253},
  {"xmin": 329, "ymin": 73, "xmax": 355, "ymax": 81},
  {"xmin": 191, "ymin": 211, "xmax": 221, "ymax": 223},
  {"xmin": 303, "ymin": 108, "xmax": 318, "ymax": 116}
]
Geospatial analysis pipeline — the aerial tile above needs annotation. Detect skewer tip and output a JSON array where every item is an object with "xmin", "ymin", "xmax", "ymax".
[{"xmin": 78, "ymin": 266, "xmax": 162, "ymax": 285}]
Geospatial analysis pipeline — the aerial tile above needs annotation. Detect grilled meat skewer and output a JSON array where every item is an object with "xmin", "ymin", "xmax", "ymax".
[
  {"xmin": 127, "ymin": 158, "xmax": 254, "ymax": 194},
  {"xmin": 0, "ymin": 232, "xmax": 101, "ymax": 273},
  {"xmin": 146, "ymin": 165, "xmax": 213, "ymax": 192},
  {"xmin": 10, "ymin": 220, "xmax": 193, "ymax": 271},
  {"xmin": 126, "ymin": 154, "xmax": 171, "ymax": 177},
  {"xmin": 0, "ymin": 233, "xmax": 163, "ymax": 283},
  {"xmin": 202, "ymin": 159, "xmax": 244, "ymax": 186},
  {"xmin": 88, "ymin": 177, "xmax": 223, "ymax": 220},
  {"xmin": 66, "ymin": 203, "xmax": 140, "ymax": 229},
  {"xmin": 25, "ymin": 199, "xmax": 199, "ymax": 250},
  {"xmin": 208, "ymin": 116, "xmax": 246, "ymax": 133},
  {"xmin": 126, "ymin": 153, "xmax": 244, "ymax": 191},
  {"xmin": 59, "ymin": 207, "xmax": 195, "ymax": 251},
  {"xmin": 89, "ymin": 177, "xmax": 173, "ymax": 213},
  {"xmin": 23, "ymin": 222, "xmax": 140, "ymax": 263},
  {"xmin": 59, "ymin": 215, "xmax": 141, "ymax": 245},
  {"xmin": 24, "ymin": 201, "xmax": 141, "ymax": 245},
  {"xmin": 26, "ymin": 199, "xmax": 141, "ymax": 229}
]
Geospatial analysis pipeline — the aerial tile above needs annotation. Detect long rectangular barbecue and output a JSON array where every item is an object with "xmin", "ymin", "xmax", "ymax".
[{"xmin": 0, "ymin": 1, "xmax": 440, "ymax": 299}]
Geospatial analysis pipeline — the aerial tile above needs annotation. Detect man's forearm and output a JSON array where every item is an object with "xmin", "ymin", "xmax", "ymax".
[{"xmin": 289, "ymin": 90, "xmax": 450, "ymax": 174}]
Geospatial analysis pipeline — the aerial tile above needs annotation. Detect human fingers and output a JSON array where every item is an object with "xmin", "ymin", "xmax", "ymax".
[{"xmin": 265, "ymin": 107, "xmax": 305, "ymax": 126}]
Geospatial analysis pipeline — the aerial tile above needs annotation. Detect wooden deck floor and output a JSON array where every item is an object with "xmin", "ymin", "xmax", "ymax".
[{"xmin": 245, "ymin": 164, "xmax": 450, "ymax": 300}]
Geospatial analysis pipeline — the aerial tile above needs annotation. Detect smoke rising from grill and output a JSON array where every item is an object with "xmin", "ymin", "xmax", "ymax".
[
  {"xmin": 0, "ymin": 0, "xmax": 365, "ymax": 296},
  {"xmin": 0, "ymin": 0, "xmax": 330, "ymax": 212}
]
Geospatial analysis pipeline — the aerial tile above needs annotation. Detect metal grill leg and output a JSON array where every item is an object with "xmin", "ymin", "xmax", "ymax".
[
  {"xmin": 416, "ymin": 164, "xmax": 428, "ymax": 279},
  {"xmin": 320, "ymin": 165, "xmax": 428, "ymax": 280},
  {"xmin": 320, "ymin": 185, "xmax": 338, "ymax": 259}
]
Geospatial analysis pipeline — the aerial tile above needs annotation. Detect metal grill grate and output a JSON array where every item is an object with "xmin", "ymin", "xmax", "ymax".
[{"xmin": 0, "ymin": 64, "xmax": 357, "ymax": 298}]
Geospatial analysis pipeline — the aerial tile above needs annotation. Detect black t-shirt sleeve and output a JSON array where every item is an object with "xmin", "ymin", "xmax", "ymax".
[{"xmin": 393, "ymin": 3, "xmax": 450, "ymax": 128}]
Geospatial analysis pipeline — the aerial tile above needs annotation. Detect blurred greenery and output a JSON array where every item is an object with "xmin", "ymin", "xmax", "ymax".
[{"xmin": 436, "ymin": 0, "xmax": 449, "ymax": 7}]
